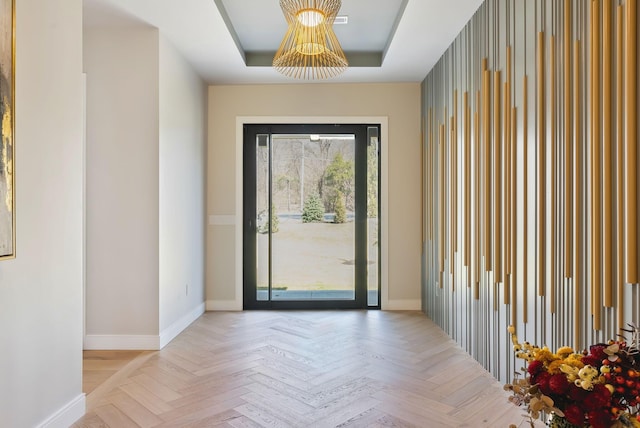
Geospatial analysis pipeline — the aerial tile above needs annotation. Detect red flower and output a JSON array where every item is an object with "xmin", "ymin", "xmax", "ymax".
[
  {"xmin": 568, "ymin": 384, "xmax": 589, "ymax": 402},
  {"xmin": 585, "ymin": 384, "xmax": 612, "ymax": 409},
  {"xmin": 564, "ymin": 404, "xmax": 585, "ymax": 426},
  {"xmin": 527, "ymin": 360, "xmax": 543, "ymax": 376},
  {"xmin": 589, "ymin": 345, "xmax": 607, "ymax": 361},
  {"xmin": 536, "ymin": 372, "xmax": 552, "ymax": 395},
  {"xmin": 549, "ymin": 373, "xmax": 570, "ymax": 394},
  {"xmin": 581, "ymin": 354, "xmax": 601, "ymax": 367},
  {"xmin": 587, "ymin": 408, "xmax": 613, "ymax": 428}
]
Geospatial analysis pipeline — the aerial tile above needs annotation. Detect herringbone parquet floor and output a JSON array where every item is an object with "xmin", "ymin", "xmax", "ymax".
[{"xmin": 73, "ymin": 311, "xmax": 530, "ymax": 428}]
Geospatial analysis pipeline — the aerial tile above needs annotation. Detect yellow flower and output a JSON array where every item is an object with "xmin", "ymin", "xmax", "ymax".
[
  {"xmin": 561, "ymin": 364, "xmax": 580, "ymax": 382},
  {"xmin": 547, "ymin": 360, "xmax": 565, "ymax": 374},
  {"xmin": 533, "ymin": 348, "xmax": 555, "ymax": 364},
  {"xmin": 563, "ymin": 354, "xmax": 584, "ymax": 368},
  {"xmin": 556, "ymin": 346, "xmax": 574, "ymax": 357}
]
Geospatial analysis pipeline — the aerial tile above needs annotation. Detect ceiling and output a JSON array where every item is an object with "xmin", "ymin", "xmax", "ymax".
[{"xmin": 83, "ymin": 0, "xmax": 485, "ymax": 85}]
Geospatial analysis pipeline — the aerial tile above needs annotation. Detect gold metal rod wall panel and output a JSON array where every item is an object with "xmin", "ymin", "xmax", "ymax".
[
  {"xmin": 538, "ymin": 31, "xmax": 546, "ymax": 297},
  {"xmin": 564, "ymin": 0, "xmax": 573, "ymax": 277},
  {"xmin": 495, "ymin": 70, "xmax": 503, "ymax": 286},
  {"xmin": 616, "ymin": 3, "xmax": 624, "ymax": 331},
  {"xmin": 440, "ymin": 123, "xmax": 445, "ymax": 284},
  {"xmin": 451, "ymin": 115, "xmax": 457, "ymax": 291},
  {"xmin": 505, "ymin": 79, "xmax": 512, "ymax": 303},
  {"xmin": 429, "ymin": 109, "xmax": 434, "ymax": 241},
  {"xmin": 478, "ymin": 58, "xmax": 487, "ymax": 295},
  {"xmin": 523, "ymin": 75, "xmax": 529, "ymax": 324},
  {"xmin": 454, "ymin": 91, "xmax": 459, "ymax": 250},
  {"xmin": 484, "ymin": 69, "xmax": 492, "ymax": 271},
  {"xmin": 505, "ymin": 80, "xmax": 511, "ymax": 302},
  {"xmin": 551, "ymin": 35, "xmax": 557, "ymax": 314},
  {"xmin": 425, "ymin": 114, "xmax": 429, "ymax": 244},
  {"xmin": 506, "ymin": 80, "xmax": 511, "ymax": 278},
  {"xmin": 422, "ymin": 116, "xmax": 425, "ymax": 245},
  {"xmin": 464, "ymin": 92, "xmax": 471, "ymax": 270},
  {"xmin": 626, "ymin": 0, "xmax": 638, "ymax": 284},
  {"xmin": 428, "ymin": 117, "xmax": 431, "ymax": 247},
  {"xmin": 591, "ymin": 0, "xmax": 602, "ymax": 329},
  {"xmin": 603, "ymin": 0, "xmax": 613, "ymax": 307},
  {"xmin": 506, "ymin": 46, "xmax": 513, "ymax": 279},
  {"xmin": 475, "ymin": 92, "xmax": 481, "ymax": 299},
  {"xmin": 511, "ymin": 106, "xmax": 518, "ymax": 323},
  {"xmin": 574, "ymin": 40, "xmax": 582, "ymax": 348}
]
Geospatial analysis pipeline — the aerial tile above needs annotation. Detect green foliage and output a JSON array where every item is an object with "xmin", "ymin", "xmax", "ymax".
[
  {"xmin": 302, "ymin": 194, "xmax": 324, "ymax": 223},
  {"xmin": 367, "ymin": 143, "xmax": 378, "ymax": 218},
  {"xmin": 257, "ymin": 204, "xmax": 279, "ymax": 233},
  {"xmin": 333, "ymin": 191, "xmax": 346, "ymax": 224},
  {"xmin": 324, "ymin": 152, "xmax": 354, "ymax": 212},
  {"xmin": 325, "ymin": 153, "xmax": 354, "ymax": 195}
]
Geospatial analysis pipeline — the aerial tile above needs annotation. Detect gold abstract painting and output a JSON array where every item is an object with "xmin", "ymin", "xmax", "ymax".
[{"xmin": 0, "ymin": 0, "xmax": 14, "ymax": 259}]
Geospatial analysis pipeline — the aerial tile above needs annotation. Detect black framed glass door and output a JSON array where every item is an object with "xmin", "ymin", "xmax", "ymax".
[{"xmin": 243, "ymin": 124, "xmax": 380, "ymax": 309}]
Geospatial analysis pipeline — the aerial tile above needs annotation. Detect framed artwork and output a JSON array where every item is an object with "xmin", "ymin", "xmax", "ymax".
[{"xmin": 0, "ymin": 0, "xmax": 14, "ymax": 260}]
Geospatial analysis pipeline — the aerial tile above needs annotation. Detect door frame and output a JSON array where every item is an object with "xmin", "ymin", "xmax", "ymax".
[
  {"xmin": 233, "ymin": 116, "xmax": 389, "ymax": 310},
  {"xmin": 243, "ymin": 123, "xmax": 374, "ymax": 309}
]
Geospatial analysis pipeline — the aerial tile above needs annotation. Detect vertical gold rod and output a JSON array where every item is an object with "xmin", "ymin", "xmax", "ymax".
[
  {"xmin": 538, "ymin": 31, "xmax": 547, "ymax": 297},
  {"xmin": 550, "ymin": 35, "xmax": 557, "ymax": 314},
  {"xmin": 591, "ymin": 0, "xmax": 602, "ymax": 329},
  {"xmin": 511, "ymin": 106, "xmax": 518, "ymax": 323},
  {"xmin": 484, "ymin": 68, "xmax": 492, "ymax": 271},
  {"xmin": 502, "ymin": 77, "xmax": 511, "ymax": 305},
  {"xmin": 425, "ymin": 113, "xmax": 429, "ymax": 244},
  {"xmin": 464, "ymin": 92, "xmax": 471, "ymax": 271},
  {"xmin": 475, "ymin": 92, "xmax": 481, "ymax": 300},
  {"xmin": 451, "ymin": 115, "xmax": 457, "ymax": 292},
  {"xmin": 425, "ymin": 110, "xmax": 429, "ymax": 244},
  {"xmin": 440, "ymin": 123, "xmax": 445, "ymax": 286},
  {"xmin": 626, "ymin": 0, "xmax": 638, "ymax": 284},
  {"xmin": 454, "ymin": 91, "xmax": 459, "ymax": 258},
  {"xmin": 565, "ymin": 0, "xmax": 573, "ymax": 277},
  {"xmin": 523, "ymin": 75, "xmax": 529, "ymax": 324},
  {"xmin": 574, "ymin": 40, "xmax": 583, "ymax": 349},
  {"xmin": 616, "ymin": 3, "xmax": 624, "ymax": 331},
  {"xmin": 506, "ymin": 46, "xmax": 513, "ymax": 281},
  {"xmin": 495, "ymin": 71, "xmax": 503, "ymax": 287},
  {"xmin": 429, "ymin": 109, "xmax": 434, "ymax": 241},
  {"xmin": 451, "ymin": 93, "xmax": 459, "ymax": 264},
  {"xmin": 422, "ymin": 116, "xmax": 425, "ymax": 245},
  {"xmin": 603, "ymin": 0, "xmax": 613, "ymax": 307}
]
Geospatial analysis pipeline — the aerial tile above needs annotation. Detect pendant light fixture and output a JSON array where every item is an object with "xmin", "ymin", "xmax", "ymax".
[{"xmin": 273, "ymin": 0, "xmax": 348, "ymax": 79}]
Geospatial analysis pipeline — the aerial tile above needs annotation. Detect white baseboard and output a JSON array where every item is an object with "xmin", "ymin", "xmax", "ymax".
[
  {"xmin": 160, "ymin": 302, "xmax": 205, "ymax": 348},
  {"xmin": 84, "ymin": 334, "xmax": 160, "ymax": 350},
  {"xmin": 37, "ymin": 393, "xmax": 85, "ymax": 428},
  {"xmin": 206, "ymin": 299, "xmax": 242, "ymax": 311},
  {"xmin": 204, "ymin": 299, "xmax": 419, "ymax": 311},
  {"xmin": 384, "ymin": 299, "xmax": 422, "ymax": 311}
]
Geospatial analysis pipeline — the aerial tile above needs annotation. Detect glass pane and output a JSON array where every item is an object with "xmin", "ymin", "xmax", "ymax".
[
  {"xmin": 271, "ymin": 134, "xmax": 355, "ymax": 300},
  {"xmin": 256, "ymin": 134, "xmax": 269, "ymax": 301},
  {"xmin": 367, "ymin": 136, "xmax": 379, "ymax": 306}
]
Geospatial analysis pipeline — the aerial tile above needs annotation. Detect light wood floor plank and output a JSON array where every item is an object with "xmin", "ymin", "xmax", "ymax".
[{"xmin": 76, "ymin": 311, "xmax": 533, "ymax": 427}]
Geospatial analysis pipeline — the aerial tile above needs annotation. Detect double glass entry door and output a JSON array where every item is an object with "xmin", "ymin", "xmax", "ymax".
[{"xmin": 243, "ymin": 124, "xmax": 380, "ymax": 309}]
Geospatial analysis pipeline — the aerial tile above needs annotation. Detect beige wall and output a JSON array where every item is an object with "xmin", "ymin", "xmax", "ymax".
[
  {"xmin": 84, "ymin": 27, "xmax": 161, "ymax": 341},
  {"xmin": 207, "ymin": 83, "xmax": 422, "ymax": 309},
  {"xmin": 0, "ymin": 0, "xmax": 85, "ymax": 425},
  {"xmin": 83, "ymin": 27, "xmax": 208, "ymax": 349},
  {"xmin": 158, "ymin": 35, "xmax": 207, "ymax": 336}
]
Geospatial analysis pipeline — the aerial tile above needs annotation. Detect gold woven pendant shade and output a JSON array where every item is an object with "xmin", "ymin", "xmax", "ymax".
[{"xmin": 273, "ymin": 0, "xmax": 348, "ymax": 79}]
